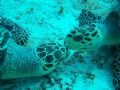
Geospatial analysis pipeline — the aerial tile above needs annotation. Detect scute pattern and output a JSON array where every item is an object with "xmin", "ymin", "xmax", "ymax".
[
  {"xmin": 0, "ymin": 16, "xmax": 29, "ymax": 46},
  {"xmin": 64, "ymin": 9, "xmax": 104, "ymax": 52},
  {"xmin": 36, "ymin": 42, "xmax": 69, "ymax": 71},
  {"xmin": 64, "ymin": 24, "xmax": 101, "ymax": 52},
  {"xmin": 79, "ymin": 9, "xmax": 102, "ymax": 26},
  {"xmin": 0, "ymin": 6, "xmax": 120, "ymax": 90},
  {"xmin": 0, "ymin": 16, "xmax": 70, "ymax": 79}
]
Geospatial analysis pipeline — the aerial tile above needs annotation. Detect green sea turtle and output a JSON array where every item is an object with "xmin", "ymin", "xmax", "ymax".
[
  {"xmin": 0, "ymin": 4, "xmax": 120, "ymax": 90},
  {"xmin": 0, "ymin": 16, "xmax": 69, "ymax": 79},
  {"xmin": 64, "ymin": 9, "xmax": 120, "ymax": 52},
  {"xmin": 64, "ymin": 8, "xmax": 120, "ymax": 90},
  {"xmin": 64, "ymin": 9, "xmax": 105, "ymax": 52}
]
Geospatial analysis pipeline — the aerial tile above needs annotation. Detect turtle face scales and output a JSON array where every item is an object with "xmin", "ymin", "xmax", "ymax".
[
  {"xmin": 64, "ymin": 24, "xmax": 102, "ymax": 52},
  {"xmin": 64, "ymin": 9, "xmax": 104, "ymax": 52}
]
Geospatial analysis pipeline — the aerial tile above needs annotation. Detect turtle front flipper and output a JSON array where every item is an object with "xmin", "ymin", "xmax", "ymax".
[
  {"xmin": 0, "ymin": 16, "xmax": 29, "ymax": 46},
  {"xmin": 0, "ymin": 16, "xmax": 15, "ymax": 31},
  {"xmin": 11, "ymin": 28, "xmax": 29, "ymax": 46}
]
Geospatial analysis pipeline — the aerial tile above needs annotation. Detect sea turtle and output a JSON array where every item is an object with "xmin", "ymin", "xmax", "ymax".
[
  {"xmin": 64, "ymin": 8, "xmax": 120, "ymax": 90},
  {"xmin": 0, "ymin": 4, "xmax": 120, "ymax": 90},
  {"xmin": 64, "ymin": 9, "xmax": 120, "ymax": 52},
  {"xmin": 0, "ymin": 16, "xmax": 69, "ymax": 79},
  {"xmin": 64, "ymin": 9, "xmax": 105, "ymax": 52}
]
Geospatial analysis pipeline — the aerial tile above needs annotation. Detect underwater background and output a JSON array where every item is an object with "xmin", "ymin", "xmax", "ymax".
[{"xmin": 0, "ymin": 0, "xmax": 120, "ymax": 90}]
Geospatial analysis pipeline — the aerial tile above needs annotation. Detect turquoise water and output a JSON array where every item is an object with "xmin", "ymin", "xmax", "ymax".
[{"xmin": 0, "ymin": 0, "xmax": 120, "ymax": 90}]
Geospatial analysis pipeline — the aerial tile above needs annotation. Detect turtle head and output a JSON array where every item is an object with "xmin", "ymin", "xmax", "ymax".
[{"xmin": 64, "ymin": 24, "xmax": 103, "ymax": 52}]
